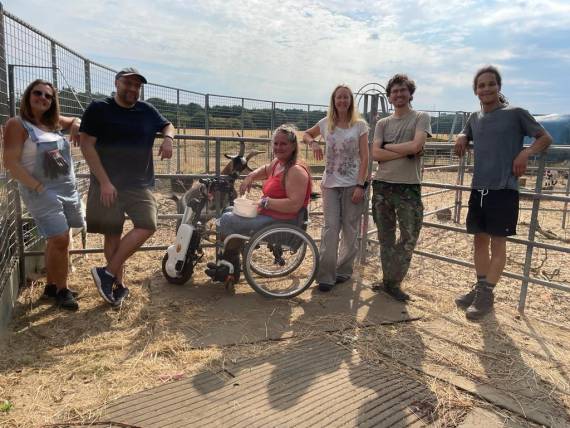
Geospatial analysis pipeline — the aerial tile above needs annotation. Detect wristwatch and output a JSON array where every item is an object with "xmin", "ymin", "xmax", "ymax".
[{"xmin": 356, "ymin": 181, "xmax": 369, "ymax": 190}]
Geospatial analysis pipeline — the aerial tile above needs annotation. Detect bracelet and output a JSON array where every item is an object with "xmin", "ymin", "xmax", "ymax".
[{"xmin": 260, "ymin": 196, "xmax": 270, "ymax": 209}]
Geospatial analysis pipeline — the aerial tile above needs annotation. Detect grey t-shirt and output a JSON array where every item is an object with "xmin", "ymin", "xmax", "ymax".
[
  {"xmin": 373, "ymin": 110, "xmax": 432, "ymax": 184},
  {"xmin": 461, "ymin": 105, "xmax": 544, "ymax": 191}
]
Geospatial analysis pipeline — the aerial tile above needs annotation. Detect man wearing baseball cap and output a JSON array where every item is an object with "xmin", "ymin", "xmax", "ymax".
[{"xmin": 80, "ymin": 67, "xmax": 175, "ymax": 306}]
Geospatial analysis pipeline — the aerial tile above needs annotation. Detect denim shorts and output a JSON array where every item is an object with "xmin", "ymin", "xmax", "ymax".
[{"xmin": 20, "ymin": 184, "xmax": 85, "ymax": 238}]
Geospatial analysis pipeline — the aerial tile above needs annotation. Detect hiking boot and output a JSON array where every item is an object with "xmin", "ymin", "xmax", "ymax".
[
  {"xmin": 112, "ymin": 283, "xmax": 130, "ymax": 307},
  {"xmin": 335, "ymin": 275, "xmax": 351, "ymax": 284},
  {"xmin": 318, "ymin": 282, "xmax": 335, "ymax": 292},
  {"xmin": 384, "ymin": 282, "xmax": 410, "ymax": 302},
  {"xmin": 91, "ymin": 267, "xmax": 115, "ymax": 304},
  {"xmin": 42, "ymin": 283, "xmax": 79, "ymax": 299},
  {"xmin": 466, "ymin": 283, "xmax": 494, "ymax": 320},
  {"xmin": 55, "ymin": 288, "xmax": 79, "ymax": 311},
  {"xmin": 455, "ymin": 283, "xmax": 479, "ymax": 309}
]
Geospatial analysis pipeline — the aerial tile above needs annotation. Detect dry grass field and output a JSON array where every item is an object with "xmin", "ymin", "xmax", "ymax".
[{"xmin": 0, "ymin": 165, "xmax": 568, "ymax": 426}]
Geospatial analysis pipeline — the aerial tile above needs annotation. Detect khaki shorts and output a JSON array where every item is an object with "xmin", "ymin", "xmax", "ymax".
[{"xmin": 86, "ymin": 183, "xmax": 157, "ymax": 234}]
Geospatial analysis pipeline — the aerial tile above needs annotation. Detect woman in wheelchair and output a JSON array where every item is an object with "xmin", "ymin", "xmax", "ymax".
[
  {"xmin": 207, "ymin": 124, "xmax": 313, "ymax": 284},
  {"xmin": 219, "ymin": 124, "xmax": 312, "ymax": 238}
]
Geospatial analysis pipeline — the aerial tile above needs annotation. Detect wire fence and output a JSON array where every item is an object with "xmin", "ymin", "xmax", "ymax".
[{"xmin": 0, "ymin": 4, "xmax": 568, "ymax": 318}]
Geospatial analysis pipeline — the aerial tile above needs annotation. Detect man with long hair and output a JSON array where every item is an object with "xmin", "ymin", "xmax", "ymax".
[
  {"xmin": 371, "ymin": 74, "xmax": 431, "ymax": 301},
  {"xmin": 454, "ymin": 65, "xmax": 552, "ymax": 320}
]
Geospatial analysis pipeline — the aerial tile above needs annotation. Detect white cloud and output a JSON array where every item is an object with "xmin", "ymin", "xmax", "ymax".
[{"xmin": 3, "ymin": 0, "xmax": 569, "ymax": 113}]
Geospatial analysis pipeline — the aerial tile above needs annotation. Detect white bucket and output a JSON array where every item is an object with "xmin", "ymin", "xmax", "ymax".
[{"xmin": 233, "ymin": 198, "xmax": 258, "ymax": 218}]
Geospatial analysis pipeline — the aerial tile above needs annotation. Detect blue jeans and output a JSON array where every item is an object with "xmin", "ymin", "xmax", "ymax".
[{"xmin": 219, "ymin": 208, "xmax": 295, "ymax": 238}]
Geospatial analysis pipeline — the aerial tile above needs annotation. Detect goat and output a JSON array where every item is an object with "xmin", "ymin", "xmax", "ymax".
[
  {"xmin": 543, "ymin": 169, "xmax": 559, "ymax": 190},
  {"xmin": 172, "ymin": 142, "xmax": 264, "ymax": 224}
]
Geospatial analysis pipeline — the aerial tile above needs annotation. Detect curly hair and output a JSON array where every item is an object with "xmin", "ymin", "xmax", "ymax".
[
  {"xmin": 19, "ymin": 79, "xmax": 61, "ymax": 130},
  {"xmin": 386, "ymin": 74, "xmax": 416, "ymax": 103}
]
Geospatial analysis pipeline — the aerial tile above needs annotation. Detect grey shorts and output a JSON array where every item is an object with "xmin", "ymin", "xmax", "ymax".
[{"xmin": 86, "ymin": 183, "xmax": 157, "ymax": 235}]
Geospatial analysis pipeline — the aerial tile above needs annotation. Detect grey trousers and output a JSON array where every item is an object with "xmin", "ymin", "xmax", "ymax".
[{"xmin": 317, "ymin": 186, "xmax": 364, "ymax": 285}]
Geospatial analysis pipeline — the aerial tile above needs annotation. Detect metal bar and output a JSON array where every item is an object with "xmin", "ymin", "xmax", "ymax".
[
  {"xmin": 453, "ymin": 154, "xmax": 466, "ymax": 223},
  {"xmin": 205, "ymin": 94, "xmax": 210, "ymax": 173},
  {"xmin": 50, "ymin": 40, "xmax": 58, "ymax": 87},
  {"xmin": 215, "ymin": 138, "xmax": 222, "ymax": 260},
  {"xmin": 424, "ymin": 204, "xmax": 455, "ymax": 218},
  {"xmin": 12, "ymin": 183, "xmax": 26, "ymax": 288},
  {"xmin": 8, "ymin": 64, "xmax": 15, "ymax": 117},
  {"xmin": 176, "ymin": 89, "xmax": 181, "ymax": 174},
  {"xmin": 84, "ymin": 59, "xmax": 91, "ymax": 96},
  {"xmin": 422, "ymin": 188, "xmax": 453, "ymax": 198},
  {"xmin": 519, "ymin": 154, "xmax": 546, "ymax": 313},
  {"xmin": 562, "ymin": 165, "xmax": 570, "ymax": 229},
  {"xmin": 0, "ymin": 3, "xmax": 9, "ymax": 119},
  {"xmin": 24, "ymin": 242, "xmax": 216, "ymax": 257}
]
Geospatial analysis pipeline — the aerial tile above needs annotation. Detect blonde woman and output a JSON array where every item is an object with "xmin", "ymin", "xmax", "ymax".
[{"xmin": 303, "ymin": 85, "xmax": 369, "ymax": 292}]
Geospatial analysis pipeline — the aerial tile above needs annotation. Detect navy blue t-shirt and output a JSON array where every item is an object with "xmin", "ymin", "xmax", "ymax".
[{"xmin": 80, "ymin": 97, "xmax": 170, "ymax": 189}]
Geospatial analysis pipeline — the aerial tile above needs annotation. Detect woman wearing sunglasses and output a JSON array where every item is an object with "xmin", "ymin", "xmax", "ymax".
[{"xmin": 3, "ymin": 79, "xmax": 84, "ymax": 310}]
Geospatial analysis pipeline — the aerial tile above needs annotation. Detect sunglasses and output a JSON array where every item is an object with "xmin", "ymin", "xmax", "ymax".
[{"xmin": 31, "ymin": 90, "xmax": 54, "ymax": 100}]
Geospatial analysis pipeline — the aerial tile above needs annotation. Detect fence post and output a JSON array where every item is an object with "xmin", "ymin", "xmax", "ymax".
[
  {"xmin": 205, "ymin": 94, "xmax": 210, "ymax": 173},
  {"xmin": 306, "ymin": 105, "xmax": 310, "ymax": 161},
  {"xmin": 271, "ymin": 101, "xmax": 275, "ymax": 133},
  {"xmin": 359, "ymin": 94, "xmax": 377, "ymax": 263},
  {"xmin": 50, "ymin": 40, "xmax": 58, "ymax": 88},
  {"xmin": 176, "ymin": 89, "xmax": 181, "ymax": 174},
  {"xmin": 214, "ymin": 137, "xmax": 221, "ymax": 259},
  {"xmin": 11, "ymin": 182, "xmax": 26, "ymax": 289},
  {"xmin": 8, "ymin": 64, "xmax": 15, "ymax": 117},
  {"xmin": 562, "ymin": 165, "xmax": 570, "ymax": 229},
  {"xmin": 454, "ymin": 152, "xmax": 467, "ymax": 223},
  {"xmin": 241, "ymin": 97, "xmax": 245, "ymax": 137},
  {"xmin": 84, "ymin": 59, "xmax": 91, "ymax": 97},
  {"xmin": 0, "ymin": 3, "xmax": 9, "ymax": 119},
  {"xmin": 518, "ymin": 153, "xmax": 546, "ymax": 313}
]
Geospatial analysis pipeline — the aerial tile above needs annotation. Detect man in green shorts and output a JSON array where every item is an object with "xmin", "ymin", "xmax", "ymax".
[{"xmin": 80, "ymin": 67, "xmax": 175, "ymax": 306}]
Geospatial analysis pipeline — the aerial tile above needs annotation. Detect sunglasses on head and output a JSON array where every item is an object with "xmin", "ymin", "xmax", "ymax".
[{"xmin": 32, "ymin": 90, "xmax": 54, "ymax": 100}]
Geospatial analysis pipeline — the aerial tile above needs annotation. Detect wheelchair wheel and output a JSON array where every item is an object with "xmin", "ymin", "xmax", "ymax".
[
  {"xmin": 244, "ymin": 224, "xmax": 318, "ymax": 298},
  {"xmin": 162, "ymin": 252, "xmax": 194, "ymax": 285}
]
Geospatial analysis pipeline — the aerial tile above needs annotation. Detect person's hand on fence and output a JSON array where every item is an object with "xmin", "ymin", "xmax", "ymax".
[
  {"xmin": 513, "ymin": 148, "xmax": 531, "ymax": 177},
  {"xmin": 311, "ymin": 140, "xmax": 323, "ymax": 161},
  {"xmin": 159, "ymin": 138, "xmax": 173, "ymax": 160},
  {"xmin": 454, "ymin": 135, "xmax": 468, "ymax": 157},
  {"xmin": 69, "ymin": 118, "xmax": 81, "ymax": 146},
  {"xmin": 99, "ymin": 181, "xmax": 117, "ymax": 207},
  {"xmin": 351, "ymin": 186, "xmax": 365, "ymax": 204}
]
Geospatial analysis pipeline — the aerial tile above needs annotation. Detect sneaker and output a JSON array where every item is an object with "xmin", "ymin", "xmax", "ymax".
[
  {"xmin": 318, "ymin": 282, "xmax": 335, "ymax": 292},
  {"xmin": 466, "ymin": 283, "xmax": 494, "ymax": 320},
  {"xmin": 384, "ymin": 282, "xmax": 410, "ymax": 302},
  {"xmin": 335, "ymin": 275, "xmax": 351, "ymax": 284},
  {"xmin": 91, "ymin": 267, "xmax": 115, "ymax": 304},
  {"xmin": 455, "ymin": 283, "xmax": 478, "ymax": 309},
  {"xmin": 42, "ymin": 283, "xmax": 79, "ymax": 299},
  {"xmin": 55, "ymin": 288, "xmax": 79, "ymax": 311},
  {"xmin": 112, "ymin": 284, "xmax": 129, "ymax": 307}
]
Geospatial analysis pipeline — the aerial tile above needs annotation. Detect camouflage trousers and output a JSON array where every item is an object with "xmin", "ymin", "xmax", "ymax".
[{"xmin": 372, "ymin": 181, "xmax": 423, "ymax": 284}]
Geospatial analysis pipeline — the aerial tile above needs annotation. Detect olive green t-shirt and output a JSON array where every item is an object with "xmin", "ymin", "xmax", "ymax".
[{"xmin": 373, "ymin": 110, "xmax": 431, "ymax": 184}]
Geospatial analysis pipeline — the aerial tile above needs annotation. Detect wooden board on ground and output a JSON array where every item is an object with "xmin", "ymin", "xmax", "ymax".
[
  {"xmin": 149, "ymin": 273, "xmax": 420, "ymax": 347},
  {"xmin": 103, "ymin": 338, "xmax": 435, "ymax": 427}
]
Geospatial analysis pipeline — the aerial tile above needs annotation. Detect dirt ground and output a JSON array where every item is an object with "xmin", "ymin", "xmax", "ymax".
[{"xmin": 0, "ymin": 170, "xmax": 569, "ymax": 427}]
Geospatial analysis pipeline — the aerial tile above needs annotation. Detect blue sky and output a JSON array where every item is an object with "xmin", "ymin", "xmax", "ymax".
[{"xmin": 4, "ymin": 0, "xmax": 570, "ymax": 114}]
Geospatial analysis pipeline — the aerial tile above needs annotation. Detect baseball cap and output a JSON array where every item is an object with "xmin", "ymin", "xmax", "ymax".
[{"xmin": 115, "ymin": 67, "xmax": 148, "ymax": 84}]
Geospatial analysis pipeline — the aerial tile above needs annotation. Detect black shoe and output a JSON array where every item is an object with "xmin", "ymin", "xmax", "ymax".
[
  {"xmin": 112, "ymin": 284, "xmax": 130, "ymax": 307},
  {"xmin": 42, "ymin": 283, "xmax": 79, "ymax": 299},
  {"xmin": 318, "ymin": 282, "xmax": 335, "ymax": 292},
  {"xmin": 91, "ymin": 267, "xmax": 115, "ymax": 304},
  {"xmin": 466, "ymin": 283, "xmax": 494, "ymax": 320},
  {"xmin": 455, "ymin": 283, "xmax": 478, "ymax": 309},
  {"xmin": 205, "ymin": 262, "xmax": 230, "ymax": 283},
  {"xmin": 384, "ymin": 282, "xmax": 410, "ymax": 301},
  {"xmin": 55, "ymin": 288, "xmax": 79, "ymax": 311},
  {"xmin": 335, "ymin": 275, "xmax": 351, "ymax": 284}
]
